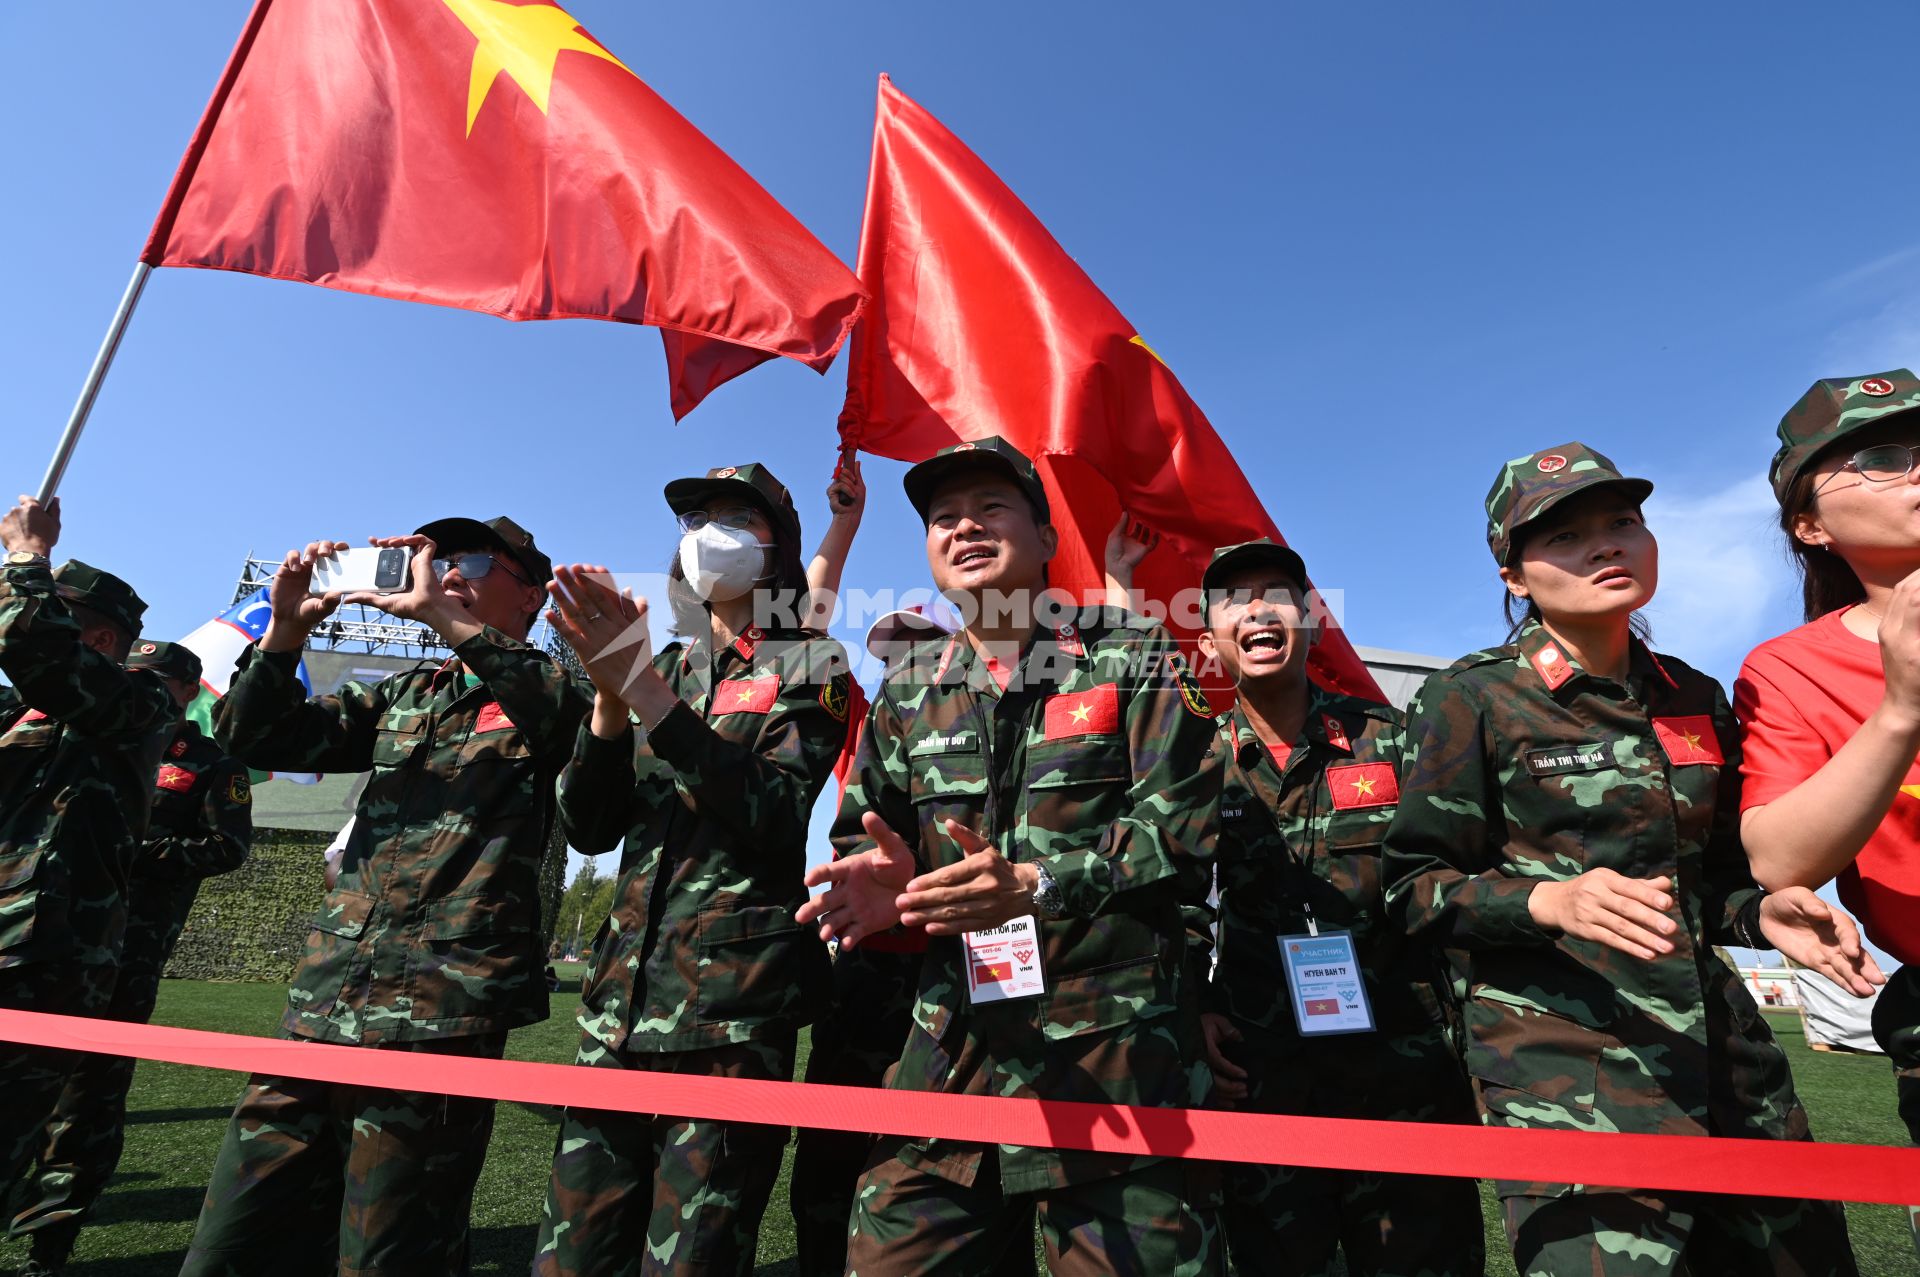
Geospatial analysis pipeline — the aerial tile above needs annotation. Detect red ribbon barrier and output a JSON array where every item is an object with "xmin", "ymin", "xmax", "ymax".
[{"xmin": 1, "ymin": 1009, "xmax": 1914, "ymax": 1205}]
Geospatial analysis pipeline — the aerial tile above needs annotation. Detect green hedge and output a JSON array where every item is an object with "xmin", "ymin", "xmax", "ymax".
[{"xmin": 165, "ymin": 822, "xmax": 571, "ymax": 984}]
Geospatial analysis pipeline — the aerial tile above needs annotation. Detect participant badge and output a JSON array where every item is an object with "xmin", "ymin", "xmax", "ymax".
[
  {"xmin": 964, "ymin": 914, "xmax": 1046, "ymax": 1004},
  {"xmin": 1279, "ymin": 931, "xmax": 1374, "ymax": 1035}
]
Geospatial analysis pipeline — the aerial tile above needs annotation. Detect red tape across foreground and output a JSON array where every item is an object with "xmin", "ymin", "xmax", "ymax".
[{"xmin": 1, "ymin": 1009, "xmax": 1914, "ymax": 1206}]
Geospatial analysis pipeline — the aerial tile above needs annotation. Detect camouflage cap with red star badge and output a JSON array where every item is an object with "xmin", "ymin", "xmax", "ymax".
[
  {"xmin": 1768, "ymin": 369, "xmax": 1920, "ymax": 504},
  {"xmin": 1484, "ymin": 442, "xmax": 1652, "ymax": 565},
  {"xmin": 125, "ymin": 640, "xmax": 203, "ymax": 685},
  {"xmin": 663, "ymin": 462, "xmax": 802, "ymax": 547},
  {"xmin": 902, "ymin": 436, "xmax": 1052, "ymax": 526}
]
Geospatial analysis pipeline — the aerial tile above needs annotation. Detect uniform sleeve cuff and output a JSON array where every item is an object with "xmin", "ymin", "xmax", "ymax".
[
  {"xmin": 575, "ymin": 718, "xmax": 633, "ymax": 764},
  {"xmin": 0, "ymin": 560, "xmax": 56, "ymax": 594},
  {"xmin": 1036, "ymin": 851, "xmax": 1108, "ymax": 919},
  {"xmin": 1482, "ymin": 878, "xmax": 1556, "ymax": 945},
  {"xmin": 643, "ymin": 699, "xmax": 703, "ymax": 766}
]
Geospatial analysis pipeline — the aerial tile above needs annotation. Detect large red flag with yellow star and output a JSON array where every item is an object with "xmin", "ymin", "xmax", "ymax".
[
  {"xmin": 142, "ymin": 0, "xmax": 865, "ymax": 418},
  {"xmin": 841, "ymin": 76, "xmax": 1380, "ymax": 701}
]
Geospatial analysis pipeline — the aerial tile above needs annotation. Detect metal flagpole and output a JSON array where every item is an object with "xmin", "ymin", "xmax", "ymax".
[{"xmin": 36, "ymin": 262, "xmax": 153, "ymax": 503}]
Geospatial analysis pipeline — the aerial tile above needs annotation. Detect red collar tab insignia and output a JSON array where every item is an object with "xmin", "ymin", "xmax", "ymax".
[
  {"xmin": 1862, "ymin": 378, "xmax": 1897, "ymax": 397},
  {"xmin": 1652, "ymin": 715, "xmax": 1724, "ymax": 766},
  {"xmin": 1536, "ymin": 454, "xmax": 1569, "ymax": 473},
  {"xmin": 1530, "ymin": 643, "xmax": 1574, "ymax": 691},
  {"xmin": 1328, "ymin": 762, "xmax": 1399, "ymax": 810},
  {"xmin": 1321, "ymin": 713, "xmax": 1352, "ymax": 753},
  {"xmin": 139, "ymin": 642, "xmax": 157, "ymax": 654},
  {"xmin": 952, "ymin": 442, "xmax": 977, "ymax": 452},
  {"xmin": 714, "ymin": 677, "xmax": 779, "ymax": 715},
  {"xmin": 18, "ymin": 709, "xmax": 49, "ymax": 725},
  {"xmin": 733, "ymin": 626, "xmax": 763, "ymax": 661},
  {"xmin": 169, "ymin": 738, "xmax": 189, "ymax": 758},
  {"xmin": 474, "ymin": 701, "xmax": 515, "ymax": 735},
  {"xmin": 1054, "ymin": 623, "xmax": 1084, "ymax": 658},
  {"xmin": 156, "ymin": 764, "xmax": 197, "ymax": 794},
  {"xmin": 1043, "ymin": 683, "xmax": 1120, "ymax": 739},
  {"xmin": 715, "ymin": 466, "xmax": 739, "ymax": 478},
  {"xmin": 933, "ymin": 635, "xmax": 962, "ymax": 684}
]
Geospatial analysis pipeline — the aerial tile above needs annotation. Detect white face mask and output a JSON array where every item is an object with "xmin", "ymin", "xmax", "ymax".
[{"xmin": 678, "ymin": 523, "xmax": 770, "ymax": 601}]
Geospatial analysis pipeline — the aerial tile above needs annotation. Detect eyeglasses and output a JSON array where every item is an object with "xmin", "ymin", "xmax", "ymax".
[
  {"xmin": 1812, "ymin": 444, "xmax": 1920, "ymax": 497},
  {"xmin": 676, "ymin": 509, "xmax": 758, "ymax": 534},
  {"xmin": 432, "ymin": 552, "xmax": 529, "ymax": 585}
]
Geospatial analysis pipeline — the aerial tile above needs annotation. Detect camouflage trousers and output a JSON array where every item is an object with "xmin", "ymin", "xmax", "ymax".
[
  {"xmin": 1872, "ymin": 963, "xmax": 1920, "ymax": 1261},
  {"xmin": 180, "ymin": 1030, "xmax": 507, "ymax": 1277},
  {"xmin": 533, "ymin": 1028, "xmax": 796, "ymax": 1277},
  {"xmin": 0, "ymin": 960, "xmax": 109, "ymax": 1197},
  {"xmin": 1501, "ymin": 1188, "xmax": 1857, "ymax": 1276},
  {"xmin": 1223, "ymin": 1162, "xmax": 1483, "ymax": 1277},
  {"xmin": 9, "ymin": 882, "xmax": 190, "ymax": 1263},
  {"xmin": 790, "ymin": 944, "xmax": 921, "ymax": 1277},
  {"xmin": 846, "ymin": 1142, "xmax": 1224, "ymax": 1277}
]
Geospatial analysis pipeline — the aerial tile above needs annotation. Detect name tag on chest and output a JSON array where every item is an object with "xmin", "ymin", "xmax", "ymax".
[
  {"xmin": 1525, "ymin": 741, "xmax": 1610, "ymax": 776},
  {"xmin": 1279, "ymin": 931, "xmax": 1374, "ymax": 1035},
  {"xmin": 964, "ymin": 914, "xmax": 1046, "ymax": 1003}
]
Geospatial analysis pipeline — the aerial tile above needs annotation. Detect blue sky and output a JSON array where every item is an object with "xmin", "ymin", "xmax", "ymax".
[{"xmin": 4, "ymin": 4, "xmax": 1914, "ymax": 961}]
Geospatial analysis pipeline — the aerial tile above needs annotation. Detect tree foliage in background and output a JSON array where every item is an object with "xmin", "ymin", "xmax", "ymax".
[
  {"xmin": 165, "ymin": 828, "xmax": 330, "ymax": 982},
  {"xmin": 556, "ymin": 858, "xmax": 618, "ymax": 958}
]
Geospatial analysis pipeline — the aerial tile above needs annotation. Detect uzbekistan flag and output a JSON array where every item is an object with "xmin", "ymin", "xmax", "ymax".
[{"xmin": 178, "ymin": 587, "xmax": 319, "ymax": 784}]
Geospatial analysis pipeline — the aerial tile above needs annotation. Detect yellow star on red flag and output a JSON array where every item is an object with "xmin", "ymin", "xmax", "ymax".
[{"xmin": 443, "ymin": 0, "xmax": 633, "ymax": 136}]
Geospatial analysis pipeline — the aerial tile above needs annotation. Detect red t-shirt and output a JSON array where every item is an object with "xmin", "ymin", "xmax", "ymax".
[{"xmin": 1735, "ymin": 607, "xmax": 1920, "ymax": 965}]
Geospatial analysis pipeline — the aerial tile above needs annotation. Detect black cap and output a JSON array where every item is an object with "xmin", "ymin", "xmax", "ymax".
[
  {"xmin": 126, "ymin": 640, "xmax": 203, "ymax": 684},
  {"xmin": 663, "ymin": 463, "xmax": 802, "ymax": 547},
  {"xmin": 902, "ymin": 437, "xmax": 1051, "ymax": 525},
  {"xmin": 1202, "ymin": 539, "xmax": 1309, "ymax": 598},
  {"xmin": 52, "ymin": 560, "xmax": 146, "ymax": 639},
  {"xmin": 413, "ymin": 515, "xmax": 552, "ymax": 587}
]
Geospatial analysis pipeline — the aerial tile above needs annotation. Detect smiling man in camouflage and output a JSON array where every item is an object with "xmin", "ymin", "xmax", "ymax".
[
  {"xmin": 799, "ymin": 438, "xmax": 1225, "ymax": 1276},
  {"xmin": 182, "ymin": 516, "xmax": 589, "ymax": 1276}
]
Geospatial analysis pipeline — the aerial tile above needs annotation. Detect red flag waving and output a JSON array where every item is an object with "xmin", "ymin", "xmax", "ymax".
[
  {"xmin": 144, "ymin": 0, "xmax": 865, "ymax": 419},
  {"xmin": 841, "ymin": 76, "xmax": 1379, "ymax": 701}
]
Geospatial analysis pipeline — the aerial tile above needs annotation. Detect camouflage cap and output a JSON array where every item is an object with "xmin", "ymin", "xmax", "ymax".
[
  {"xmin": 1769, "ymin": 369, "xmax": 1920, "ymax": 503},
  {"xmin": 125, "ymin": 639, "xmax": 203, "ymax": 685},
  {"xmin": 902, "ymin": 437, "xmax": 1051, "ymax": 525},
  {"xmin": 52, "ymin": 559, "xmax": 146, "ymax": 639},
  {"xmin": 413, "ymin": 515, "xmax": 553, "ymax": 586},
  {"xmin": 1201, "ymin": 539, "xmax": 1308, "ymax": 598},
  {"xmin": 663, "ymin": 462, "xmax": 802, "ymax": 548},
  {"xmin": 1485, "ymin": 442, "xmax": 1653, "ymax": 565}
]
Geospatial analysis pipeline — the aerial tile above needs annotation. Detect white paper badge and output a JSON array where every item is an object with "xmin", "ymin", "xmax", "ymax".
[
  {"xmin": 1278, "ymin": 930, "xmax": 1375, "ymax": 1035},
  {"xmin": 964, "ymin": 914, "xmax": 1046, "ymax": 1004}
]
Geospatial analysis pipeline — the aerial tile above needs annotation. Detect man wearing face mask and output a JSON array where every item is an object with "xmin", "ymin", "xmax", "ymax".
[
  {"xmin": 181, "ymin": 516, "xmax": 591, "ymax": 1277},
  {"xmin": 0, "ymin": 496, "xmax": 178, "ymax": 1200},
  {"xmin": 535, "ymin": 463, "xmax": 852, "ymax": 1275}
]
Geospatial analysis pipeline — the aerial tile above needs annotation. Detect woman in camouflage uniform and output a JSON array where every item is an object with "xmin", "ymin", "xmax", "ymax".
[
  {"xmin": 1384, "ymin": 441, "xmax": 1873, "ymax": 1277},
  {"xmin": 533, "ymin": 463, "xmax": 853, "ymax": 1277}
]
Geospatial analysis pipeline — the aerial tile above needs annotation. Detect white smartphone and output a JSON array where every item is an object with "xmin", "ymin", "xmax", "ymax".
[{"xmin": 308, "ymin": 546, "xmax": 413, "ymax": 595}]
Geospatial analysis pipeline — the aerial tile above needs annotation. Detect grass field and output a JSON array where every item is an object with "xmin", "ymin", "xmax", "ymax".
[{"xmin": 1, "ymin": 981, "xmax": 1911, "ymax": 1275}]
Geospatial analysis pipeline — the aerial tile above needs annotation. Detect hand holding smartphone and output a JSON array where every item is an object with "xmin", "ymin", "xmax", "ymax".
[{"xmin": 308, "ymin": 546, "xmax": 413, "ymax": 596}]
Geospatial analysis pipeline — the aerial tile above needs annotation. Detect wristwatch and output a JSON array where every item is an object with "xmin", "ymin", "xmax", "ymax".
[
  {"xmin": 5, "ymin": 550, "xmax": 48, "ymax": 569},
  {"xmin": 1030, "ymin": 862, "xmax": 1064, "ymax": 919}
]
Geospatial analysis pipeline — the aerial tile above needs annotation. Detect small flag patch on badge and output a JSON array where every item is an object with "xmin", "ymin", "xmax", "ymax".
[
  {"xmin": 1651, "ymin": 715, "xmax": 1723, "ymax": 765},
  {"xmin": 156, "ymin": 765, "xmax": 196, "ymax": 793},
  {"xmin": 1327, "ymin": 762, "xmax": 1398, "ymax": 810},
  {"xmin": 974, "ymin": 962, "xmax": 1011, "ymax": 984},
  {"xmin": 715, "ymin": 677, "xmax": 779, "ymax": 715},
  {"xmin": 474, "ymin": 702, "xmax": 515, "ymax": 734},
  {"xmin": 1305, "ymin": 998, "xmax": 1341, "ymax": 1016},
  {"xmin": 1043, "ymin": 684, "xmax": 1120, "ymax": 738}
]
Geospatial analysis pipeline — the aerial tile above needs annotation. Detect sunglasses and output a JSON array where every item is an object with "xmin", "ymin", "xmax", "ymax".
[
  {"xmin": 676, "ymin": 509, "xmax": 759, "ymax": 534},
  {"xmin": 1813, "ymin": 443, "xmax": 1920, "ymax": 498},
  {"xmin": 432, "ymin": 552, "xmax": 530, "ymax": 585}
]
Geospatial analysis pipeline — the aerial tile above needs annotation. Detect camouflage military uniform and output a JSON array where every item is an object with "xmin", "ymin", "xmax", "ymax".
[
  {"xmin": 0, "ymin": 557, "xmax": 175, "ymax": 1191},
  {"xmin": 11, "ymin": 710, "xmax": 252, "ymax": 1265},
  {"xmin": 835, "ymin": 612, "xmax": 1225, "ymax": 1277},
  {"xmin": 533, "ymin": 623, "xmax": 851, "ymax": 1277},
  {"xmin": 183, "ymin": 626, "xmax": 589, "ymax": 1276},
  {"xmin": 1383, "ymin": 622, "xmax": 1856, "ymax": 1276},
  {"xmin": 1210, "ymin": 692, "xmax": 1482, "ymax": 1277}
]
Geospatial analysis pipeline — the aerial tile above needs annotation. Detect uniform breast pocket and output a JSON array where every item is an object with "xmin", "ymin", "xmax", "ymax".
[
  {"xmin": 371, "ymin": 725, "xmax": 424, "ymax": 770},
  {"xmin": 406, "ymin": 894, "xmax": 539, "ymax": 1026},
  {"xmin": 1022, "ymin": 739, "xmax": 1130, "ymax": 852},
  {"xmin": 694, "ymin": 905, "xmax": 817, "ymax": 1026},
  {"xmin": 908, "ymin": 746, "xmax": 989, "ymax": 808},
  {"xmin": 1464, "ymin": 985, "xmax": 1607, "ymax": 1119}
]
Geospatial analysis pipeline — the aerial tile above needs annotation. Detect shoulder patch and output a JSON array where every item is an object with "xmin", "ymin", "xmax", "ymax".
[
  {"xmin": 1177, "ymin": 667, "xmax": 1213, "ymax": 720},
  {"xmin": 820, "ymin": 674, "xmax": 851, "ymax": 721},
  {"xmin": 228, "ymin": 775, "xmax": 252, "ymax": 805}
]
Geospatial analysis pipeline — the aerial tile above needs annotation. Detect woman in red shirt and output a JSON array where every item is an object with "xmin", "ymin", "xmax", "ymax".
[{"xmin": 1737, "ymin": 370, "xmax": 1916, "ymax": 1151}]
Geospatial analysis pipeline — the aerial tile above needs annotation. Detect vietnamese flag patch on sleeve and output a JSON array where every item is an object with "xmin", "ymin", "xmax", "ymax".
[
  {"xmin": 714, "ymin": 678, "xmax": 780, "ymax": 715},
  {"xmin": 474, "ymin": 702, "xmax": 515, "ymax": 734},
  {"xmin": 1651, "ymin": 715, "xmax": 1724, "ymax": 765},
  {"xmin": 1327, "ymin": 762, "xmax": 1399, "ymax": 810},
  {"xmin": 156, "ymin": 765, "xmax": 197, "ymax": 794},
  {"xmin": 1043, "ymin": 684, "xmax": 1121, "ymax": 739}
]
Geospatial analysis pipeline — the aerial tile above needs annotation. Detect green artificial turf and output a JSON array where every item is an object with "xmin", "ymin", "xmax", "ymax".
[{"xmin": 0, "ymin": 990, "xmax": 1910, "ymax": 1274}]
